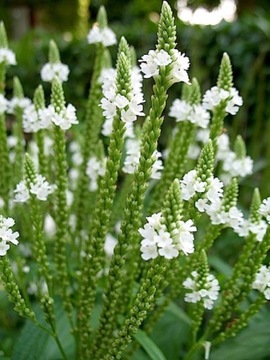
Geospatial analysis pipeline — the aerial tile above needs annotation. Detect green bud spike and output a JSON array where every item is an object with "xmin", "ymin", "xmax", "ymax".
[
  {"xmin": 13, "ymin": 77, "xmax": 24, "ymax": 98},
  {"xmin": 162, "ymin": 179, "xmax": 183, "ymax": 232},
  {"xmin": 187, "ymin": 78, "xmax": 201, "ymax": 105},
  {"xmin": 222, "ymin": 178, "xmax": 239, "ymax": 211},
  {"xmin": 181, "ymin": 82, "xmax": 191, "ymax": 101},
  {"xmin": 157, "ymin": 1, "xmax": 176, "ymax": 53},
  {"xmin": 97, "ymin": 6, "xmax": 108, "ymax": 29},
  {"xmin": 217, "ymin": 52, "xmax": 233, "ymax": 91},
  {"xmin": 33, "ymin": 85, "xmax": 45, "ymax": 110},
  {"xmin": 249, "ymin": 188, "xmax": 262, "ymax": 223},
  {"xmin": 196, "ymin": 140, "xmax": 214, "ymax": 181},
  {"xmin": 49, "ymin": 40, "xmax": 61, "ymax": 64},
  {"xmin": 51, "ymin": 77, "xmax": 66, "ymax": 113},
  {"xmin": 0, "ymin": 22, "xmax": 8, "ymax": 48},
  {"xmin": 117, "ymin": 37, "xmax": 130, "ymax": 62},
  {"xmin": 24, "ymin": 153, "xmax": 37, "ymax": 184},
  {"xmin": 234, "ymin": 135, "xmax": 246, "ymax": 158},
  {"xmin": 199, "ymin": 250, "xmax": 209, "ymax": 277},
  {"xmin": 115, "ymin": 50, "xmax": 132, "ymax": 98}
]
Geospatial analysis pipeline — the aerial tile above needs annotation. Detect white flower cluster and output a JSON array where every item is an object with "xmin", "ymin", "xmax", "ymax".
[
  {"xmin": 216, "ymin": 133, "xmax": 253, "ymax": 184},
  {"xmin": 183, "ymin": 271, "xmax": 220, "ymax": 310},
  {"xmin": 0, "ymin": 95, "xmax": 31, "ymax": 115},
  {"xmin": 252, "ymin": 265, "xmax": 270, "ymax": 300},
  {"xmin": 169, "ymin": 99, "xmax": 210, "ymax": 129},
  {"xmin": 14, "ymin": 175, "xmax": 55, "ymax": 202},
  {"xmin": 0, "ymin": 215, "xmax": 19, "ymax": 256},
  {"xmin": 0, "ymin": 48, "xmax": 16, "ymax": 65},
  {"xmin": 187, "ymin": 132, "xmax": 253, "ymax": 184},
  {"xmin": 139, "ymin": 212, "xmax": 196, "ymax": 260},
  {"xmin": 202, "ymin": 86, "xmax": 243, "ymax": 115},
  {"xmin": 139, "ymin": 49, "xmax": 190, "ymax": 84},
  {"xmin": 100, "ymin": 67, "xmax": 145, "ymax": 136},
  {"xmin": 22, "ymin": 104, "xmax": 52, "ymax": 133},
  {"xmin": 7, "ymin": 97, "xmax": 31, "ymax": 114},
  {"xmin": 38, "ymin": 104, "xmax": 78, "ymax": 131},
  {"xmin": 40, "ymin": 63, "xmax": 69, "ymax": 82},
  {"xmin": 180, "ymin": 169, "xmax": 223, "ymax": 205},
  {"xmin": 86, "ymin": 156, "xmax": 106, "ymax": 191},
  {"xmin": 180, "ymin": 169, "xmax": 250, "ymax": 234},
  {"xmin": 0, "ymin": 94, "xmax": 8, "ymax": 114},
  {"xmin": 122, "ymin": 138, "xmax": 163, "ymax": 180},
  {"xmin": 87, "ymin": 24, "xmax": 117, "ymax": 47},
  {"xmin": 258, "ymin": 198, "xmax": 270, "ymax": 224}
]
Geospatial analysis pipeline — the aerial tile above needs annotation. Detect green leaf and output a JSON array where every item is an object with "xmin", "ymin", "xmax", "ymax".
[
  {"xmin": 209, "ymin": 255, "xmax": 232, "ymax": 277},
  {"xmin": 12, "ymin": 301, "xmax": 75, "ymax": 360},
  {"xmin": 211, "ymin": 307, "xmax": 270, "ymax": 360},
  {"xmin": 134, "ymin": 329, "xmax": 167, "ymax": 360},
  {"xmin": 167, "ymin": 302, "xmax": 192, "ymax": 325}
]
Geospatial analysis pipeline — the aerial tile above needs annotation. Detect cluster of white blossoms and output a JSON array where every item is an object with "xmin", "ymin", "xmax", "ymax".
[
  {"xmin": 14, "ymin": 175, "xmax": 55, "ymax": 202},
  {"xmin": 7, "ymin": 97, "xmax": 31, "ymax": 114},
  {"xmin": 180, "ymin": 169, "xmax": 223, "ymax": 205},
  {"xmin": 216, "ymin": 133, "xmax": 253, "ymax": 184},
  {"xmin": 139, "ymin": 49, "xmax": 190, "ymax": 84},
  {"xmin": 187, "ymin": 132, "xmax": 253, "ymax": 184},
  {"xmin": 139, "ymin": 212, "xmax": 196, "ymax": 260},
  {"xmin": 22, "ymin": 104, "xmax": 52, "ymax": 133},
  {"xmin": 180, "ymin": 169, "xmax": 250, "ymax": 234},
  {"xmin": 122, "ymin": 138, "xmax": 163, "ymax": 180},
  {"xmin": 202, "ymin": 86, "xmax": 243, "ymax": 115},
  {"xmin": 183, "ymin": 271, "xmax": 220, "ymax": 310},
  {"xmin": 87, "ymin": 24, "xmax": 117, "ymax": 47},
  {"xmin": 252, "ymin": 265, "xmax": 270, "ymax": 300},
  {"xmin": 40, "ymin": 62, "xmax": 70, "ymax": 83},
  {"xmin": 258, "ymin": 198, "xmax": 270, "ymax": 224},
  {"xmin": 0, "ymin": 48, "xmax": 16, "ymax": 65},
  {"xmin": 38, "ymin": 104, "xmax": 78, "ymax": 131},
  {"xmin": 169, "ymin": 99, "xmax": 210, "ymax": 129},
  {"xmin": 0, "ymin": 216, "xmax": 19, "ymax": 256},
  {"xmin": 100, "ymin": 66, "xmax": 145, "ymax": 137},
  {"xmin": 86, "ymin": 156, "xmax": 106, "ymax": 191}
]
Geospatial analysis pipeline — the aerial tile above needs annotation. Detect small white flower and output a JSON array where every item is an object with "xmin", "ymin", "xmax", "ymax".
[
  {"xmin": 30, "ymin": 174, "xmax": 55, "ymax": 201},
  {"xmin": 202, "ymin": 86, "xmax": 243, "ymax": 115},
  {"xmin": 87, "ymin": 24, "xmax": 117, "ymax": 47},
  {"xmin": 121, "ymin": 108, "xmax": 137, "ymax": 123},
  {"xmin": 114, "ymin": 94, "xmax": 129, "ymax": 109},
  {"xmin": 252, "ymin": 265, "xmax": 270, "ymax": 300},
  {"xmin": 0, "ymin": 215, "xmax": 19, "ymax": 256},
  {"xmin": 249, "ymin": 221, "xmax": 267, "ymax": 242},
  {"xmin": 48, "ymin": 104, "xmax": 78, "ymax": 130},
  {"xmin": 168, "ymin": 50, "xmax": 190, "ymax": 84},
  {"xmin": 154, "ymin": 49, "xmax": 172, "ymax": 66},
  {"xmin": 140, "ymin": 243, "xmax": 159, "ymax": 260},
  {"xmin": 7, "ymin": 97, "xmax": 31, "ymax": 114},
  {"xmin": 0, "ymin": 48, "xmax": 16, "ymax": 65},
  {"xmin": 14, "ymin": 181, "xmax": 30, "ymax": 203},
  {"xmin": 41, "ymin": 62, "xmax": 69, "ymax": 82},
  {"xmin": 169, "ymin": 99, "xmax": 191, "ymax": 121},
  {"xmin": 259, "ymin": 198, "xmax": 270, "ymax": 223},
  {"xmin": 183, "ymin": 271, "xmax": 220, "ymax": 309}
]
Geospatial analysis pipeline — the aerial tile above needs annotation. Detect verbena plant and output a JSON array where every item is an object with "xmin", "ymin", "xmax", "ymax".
[{"xmin": 0, "ymin": 2, "xmax": 270, "ymax": 359}]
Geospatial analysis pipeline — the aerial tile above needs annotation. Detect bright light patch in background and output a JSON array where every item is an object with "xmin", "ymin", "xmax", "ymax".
[{"xmin": 177, "ymin": 0, "xmax": 237, "ymax": 26}]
